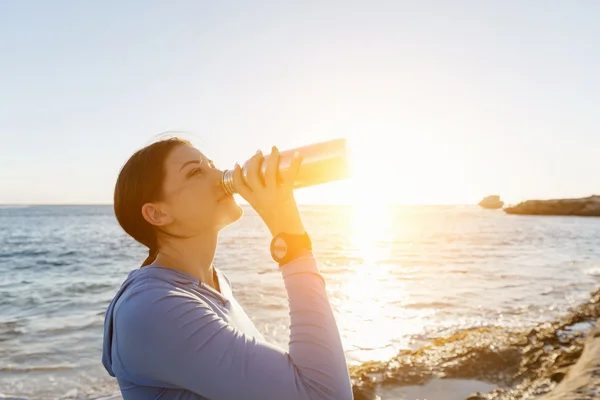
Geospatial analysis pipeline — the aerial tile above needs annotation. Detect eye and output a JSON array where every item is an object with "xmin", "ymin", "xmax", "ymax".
[{"xmin": 189, "ymin": 167, "xmax": 203, "ymax": 177}]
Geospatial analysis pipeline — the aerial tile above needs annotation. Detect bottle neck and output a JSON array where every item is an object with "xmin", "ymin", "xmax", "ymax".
[{"xmin": 221, "ymin": 170, "xmax": 236, "ymax": 195}]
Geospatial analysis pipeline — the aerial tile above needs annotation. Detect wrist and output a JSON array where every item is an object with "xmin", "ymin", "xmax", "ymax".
[
  {"xmin": 266, "ymin": 209, "xmax": 305, "ymax": 236},
  {"xmin": 270, "ymin": 231, "xmax": 313, "ymax": 266},
  {"xmin": 270, "ymin": 224, "xmax": 306, "ymax": 236}
]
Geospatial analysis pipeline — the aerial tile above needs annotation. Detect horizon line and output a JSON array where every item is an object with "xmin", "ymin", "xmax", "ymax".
[{"xmin": 0, "ymin": 202, "xmax": 479, "ymax": 207}]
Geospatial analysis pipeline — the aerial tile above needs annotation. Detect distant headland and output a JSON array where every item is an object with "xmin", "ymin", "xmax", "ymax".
[
  {"xmin": 477, "ymin": 195, "xmax": 600, "ymax": 216},
  {"xmin": 504, "ymin": 195, "xmax": 600, "ymax": 216}
]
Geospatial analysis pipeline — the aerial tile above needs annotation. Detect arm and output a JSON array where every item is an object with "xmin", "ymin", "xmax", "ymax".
[{"xmin": 115, "ymin": 255, "xmax": 353, "ymax": 400}]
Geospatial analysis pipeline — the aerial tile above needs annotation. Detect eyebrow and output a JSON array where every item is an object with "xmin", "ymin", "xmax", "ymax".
[{"xmin": 179, "ymin": 159, "xmax": 214, "ymax": 172}]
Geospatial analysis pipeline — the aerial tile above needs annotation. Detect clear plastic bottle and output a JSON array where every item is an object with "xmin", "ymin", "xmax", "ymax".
[{"xmin": 222, "ymin": 138, "xmax": 352, "ymax": 195}]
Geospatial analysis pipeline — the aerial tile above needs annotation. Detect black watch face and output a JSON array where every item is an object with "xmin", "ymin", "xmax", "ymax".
[{"xmin": 272, "ymin": 237, "xmax": 288, "ymax": 260}]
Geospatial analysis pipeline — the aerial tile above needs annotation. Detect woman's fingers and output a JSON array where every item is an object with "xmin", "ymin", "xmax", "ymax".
[
  {"xmin": 264, "ymin": 146, "xmax": 279, "ymax": 188},
  {"xmin": 282, "ymin": 151, "xmax": 302, "ymax": 192},
  {"xmin": 231, "ymin": 163, "xmax": 253, "ymax": 201},
  {"xmin": 244, "ymin": 150, "xmax": 264, "ymax": 190}
]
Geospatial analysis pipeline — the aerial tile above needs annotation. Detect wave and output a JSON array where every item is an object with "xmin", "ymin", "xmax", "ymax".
[
  {"xmin": 0, "ymin": 390, "xmax": 123, "ymax": 400},
  {"xmin": 87, "ymin": 394, "xmax": 122, "ymax": 400},
  {"xmin": 0, "ymin": 320, "xmax": 24, "ymax": 341},
  {"xmin": 584, "ymin": 267, "xmax": 600, "ymax": 277},
  {"xmin": 0, "ymin": 250, "xmax": 50, "ymax": 259},
  {"xmin": 0, "ymin": 365, "xmax": 72, "ymax": 373},
  {"xmin": 35, "ymin": 259, "xmax": 65, "ymax": 267},
  {"xmin": 63, "ymin": 282, "xmax": 114, "ymax": 295},
  {"xmin": 401, "ymin": 301, "xmax": 452, "ymax": 310}
]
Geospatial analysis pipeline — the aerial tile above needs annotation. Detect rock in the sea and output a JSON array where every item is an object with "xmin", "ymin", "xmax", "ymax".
[
  {"xmin": 478, "ymin": 195, "xmax": 504, "ymax": 209},
  {"xmin": 504, "ymin": 195, "xmax": 600, "ymax": 216}
]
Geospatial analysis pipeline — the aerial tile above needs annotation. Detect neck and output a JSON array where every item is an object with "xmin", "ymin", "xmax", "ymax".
[{"xmin": 153, "ymin": 230, "xmax": 219, "ymax": 288}]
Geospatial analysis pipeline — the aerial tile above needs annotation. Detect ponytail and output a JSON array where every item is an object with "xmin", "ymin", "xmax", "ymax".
[{"xmin": 141, "ymin": 247, "xmax": 158, "ymax": 268}]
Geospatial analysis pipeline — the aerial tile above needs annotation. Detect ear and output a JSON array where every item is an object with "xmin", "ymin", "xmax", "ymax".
[{"xmin": 141, "ymin": 202, "xmax": 173, "ymax": 227}]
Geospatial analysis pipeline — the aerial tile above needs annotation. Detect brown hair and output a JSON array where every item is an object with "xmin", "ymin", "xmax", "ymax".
[{"xmin": 114, "ymin": 137, "xmax": 191, "ymax": 267}]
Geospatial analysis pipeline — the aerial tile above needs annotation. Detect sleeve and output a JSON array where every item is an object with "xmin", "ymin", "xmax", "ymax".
[{"xmin": 114, "ymin": 255, "xmax": 353, "ymax": 400}]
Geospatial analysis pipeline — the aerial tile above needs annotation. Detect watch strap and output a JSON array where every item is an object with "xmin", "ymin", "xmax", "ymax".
[{"xmin": 270, "ymin": 231, "xmax": 312, "ymax": 266}]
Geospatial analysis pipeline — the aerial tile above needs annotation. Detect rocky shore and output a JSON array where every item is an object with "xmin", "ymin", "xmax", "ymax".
[
  {"xmin": 350, "ymin": 287, "xmax": 600, "ymax": 399},
  {"xmin": 539, "ymin": 325, "xmax": 600, "ymax": 399},
  {"xmin": 504, "ymin": 195, "xmax": 600, "ymax": 216}
]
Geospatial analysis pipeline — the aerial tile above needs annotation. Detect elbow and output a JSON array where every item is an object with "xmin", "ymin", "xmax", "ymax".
[
  {"xmin": 307, "ymin": 381, "xmax": 353, "ymax": 400},
  {"xmin": 298, "ymin": 363, "xmax": 353, "ymax": 400},
  {"xmin": 334, "ymin": 371, "xmax": 353, "ymax": 400},
  {"xmin": 339, "ymin": 386, "xmax": 353, "ymax": 400},
  {"xmin": 328, "ymin": 388, "xmax": 353, "ymax": 400},
  {"xmin": 336, "ymin": 376, "xmax": 353, "ymax": 400}
]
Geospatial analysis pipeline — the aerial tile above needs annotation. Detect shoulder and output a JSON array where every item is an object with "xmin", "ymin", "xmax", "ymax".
[{"xmin": 114, "ymin": 274, "xmax": 213, "ymax": 331}]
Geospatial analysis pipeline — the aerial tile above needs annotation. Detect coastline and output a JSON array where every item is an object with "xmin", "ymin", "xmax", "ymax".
[{"xmin": 350, "ymin": 287, "xmax": 600, "ymax": 400}]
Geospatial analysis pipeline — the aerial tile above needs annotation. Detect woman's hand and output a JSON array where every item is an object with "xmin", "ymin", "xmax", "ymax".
[{"xmin": 232, "ymin": 146, "xmax": 306, "ymax": 237}]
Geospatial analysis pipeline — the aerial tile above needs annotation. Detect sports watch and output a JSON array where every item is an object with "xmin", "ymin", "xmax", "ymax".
[{"xmin": 270, "ymin": 231, "xmax": 312, "ymax": 266}]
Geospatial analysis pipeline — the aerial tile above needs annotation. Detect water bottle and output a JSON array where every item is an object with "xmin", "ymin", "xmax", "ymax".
[{"xmin": 221, "ymin": 138, "xmax": 352, "ymax": 195}]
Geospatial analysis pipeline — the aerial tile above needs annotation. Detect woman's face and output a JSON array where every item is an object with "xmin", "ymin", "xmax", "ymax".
[{"xmin": 150, "ymin": 144, "xmax": 243, "ymax": 235}]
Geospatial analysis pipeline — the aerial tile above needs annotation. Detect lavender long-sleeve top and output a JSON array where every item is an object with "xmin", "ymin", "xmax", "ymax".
[{"xmin": 101, "ymin": 254, "xmax": 353, "ymax": 399}]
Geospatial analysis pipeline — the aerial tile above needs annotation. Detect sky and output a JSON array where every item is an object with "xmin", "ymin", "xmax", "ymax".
[{"xmin": 0, "ymin": 1, "xmax": 599, "ymax": 205}]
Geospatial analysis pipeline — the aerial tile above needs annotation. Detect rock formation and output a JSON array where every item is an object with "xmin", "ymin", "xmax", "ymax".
[
  {"xmin": 478, "ymin": 195, "xmax": 504, "ymax": 209},
  {"xmin": 350, "ymin": 286, "xmax": 600, "ymax": 400},
  {"xmin": 504, "ymin": 196, "xmax": 600, "ymax": 216}
]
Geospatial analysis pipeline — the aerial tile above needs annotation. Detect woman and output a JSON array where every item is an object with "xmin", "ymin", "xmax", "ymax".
[{"xmin": 101, "ymin": 138, "xmax": 352, "ymax": 400}]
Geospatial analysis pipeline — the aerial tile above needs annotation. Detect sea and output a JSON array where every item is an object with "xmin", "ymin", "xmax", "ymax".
[{"xmin": 1, "ymin": 204, "xmax": 600, "ymax": 399}]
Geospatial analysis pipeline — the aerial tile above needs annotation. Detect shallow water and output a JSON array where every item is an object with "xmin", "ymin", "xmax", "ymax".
[
  {"xmin": 1, "ymin": 204, "xmax": 600, "ymax": 399},
  {"xmin": 377, "ymin": 379, "xmax": 498, "ymax": 400}
]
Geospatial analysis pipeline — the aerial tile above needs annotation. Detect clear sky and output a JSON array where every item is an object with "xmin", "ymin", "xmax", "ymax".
[{"xmin": 1, "ymin": 1, "xmax": 599, "ymax": 205}]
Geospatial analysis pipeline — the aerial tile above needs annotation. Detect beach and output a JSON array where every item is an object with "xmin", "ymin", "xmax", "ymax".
[
  {"xmin": 352, "ymin": 290, "xmax": 600, "ymax": 399},
  {"xmin": 1, "ymin": 204, "xmax": 600, "ymax": 399}
]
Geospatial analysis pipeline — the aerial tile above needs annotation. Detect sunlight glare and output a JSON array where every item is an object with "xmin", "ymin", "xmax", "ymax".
[
  {"xmin": 350, "ymin": 201, "xmax": 391, "ymax": 264},
  {"xmin": 333, "ymin": 199, "xmax": 425, "ymax": 364}
]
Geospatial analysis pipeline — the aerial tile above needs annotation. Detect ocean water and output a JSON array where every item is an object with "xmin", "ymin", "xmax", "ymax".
[{"xmin": 1, "ymin": 204, "xmax": 600, "ymax": 399}]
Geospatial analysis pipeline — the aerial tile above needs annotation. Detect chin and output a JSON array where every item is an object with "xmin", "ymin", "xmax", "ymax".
[{"xmin": 220, "ymin": 200, "xmax": 243, "ymax": 227}]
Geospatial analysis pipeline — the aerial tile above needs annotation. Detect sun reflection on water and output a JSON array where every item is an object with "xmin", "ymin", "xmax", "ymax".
[
  {"xmin": 332, "ymin": 201, "xmax": 429, "ymax": 364},
  {"xmin": 349, "ymin": 201, "xmax": 392, "ymax": 264}
]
